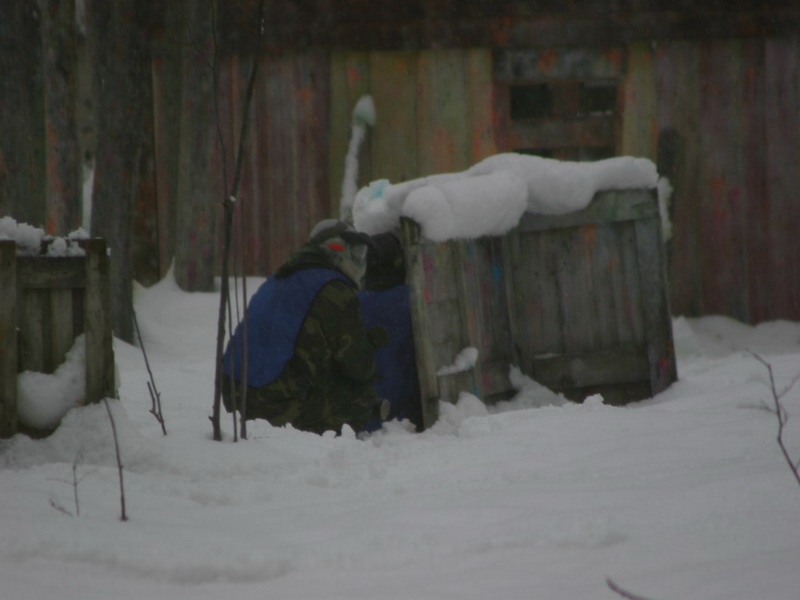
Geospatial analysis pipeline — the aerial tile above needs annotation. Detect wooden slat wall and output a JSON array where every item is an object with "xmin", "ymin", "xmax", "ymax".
[
  {"xmin": 402, "ymin": 190, "xmax": 676, "ymax": 427},
  {"xmin": 655, "ymin": 38, "xmax": 800, "ymax": 323},
  {"xmin": 0, "ymin": 240, "xmax": 116, "ymax": 437}
]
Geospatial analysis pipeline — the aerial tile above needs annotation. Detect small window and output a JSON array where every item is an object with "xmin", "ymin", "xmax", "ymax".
[
  {"xmin": 580, "ymin": 82, "xmax": 617, "ymax": 116},
  {"xmin": 510, "ymin": 84, "xmax": 552, "ymax": 120}
]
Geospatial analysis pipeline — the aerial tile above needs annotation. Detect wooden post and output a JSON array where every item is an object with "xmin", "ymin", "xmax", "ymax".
[
  {"xmin": 0, "ymin": 241, "xmax": 17, "ymax": 437},
  {"xmin": 81, "ymin": 239, "xmax": 116, "ymax": 403}
]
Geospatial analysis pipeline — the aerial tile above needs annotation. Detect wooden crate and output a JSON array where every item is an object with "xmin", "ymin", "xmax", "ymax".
[
  {"xmin": 0, "ymin": 239, "xmax": 116, "ymax": 437},
  {"xmin": 401, "ymin": 187, "xmax": 677, "ymax": 429}
]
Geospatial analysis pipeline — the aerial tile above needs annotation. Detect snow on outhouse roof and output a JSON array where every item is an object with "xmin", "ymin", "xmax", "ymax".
[{"xmin": 352, "ymin": 153, "xmax": 658, "ymax": 242}]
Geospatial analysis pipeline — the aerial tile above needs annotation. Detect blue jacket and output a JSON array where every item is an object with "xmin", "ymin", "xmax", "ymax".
[
  {"xmin": 223, "ymin": 268, "xmax": 349, "ymax": 387},
  {"xmin": 359, "ymin": 284, "xmax": 420, "ymax": 429}
]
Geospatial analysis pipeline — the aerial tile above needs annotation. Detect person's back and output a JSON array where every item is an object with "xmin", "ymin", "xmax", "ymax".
[{"xmin": 222, "ymin": 220, "xmax": 386, "ymax": 434}]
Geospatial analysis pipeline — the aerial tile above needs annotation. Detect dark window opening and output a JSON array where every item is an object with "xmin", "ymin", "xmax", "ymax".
[
  {"xmin": 579, "ymin": 82, "xmax": 617, "ymax": 116},
  {"xmin": 510, "ymin": 84, "xmax": 552, "ymax": 120}
]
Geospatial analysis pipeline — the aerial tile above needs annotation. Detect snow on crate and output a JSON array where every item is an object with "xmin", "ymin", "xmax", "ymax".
[
  {"xmin": 0, "ymin": 215, "xmax": 89, "ymax": 256},
  {"xmin": 352, "ymin": 153, "xmax": 659, "ymax": 241}
]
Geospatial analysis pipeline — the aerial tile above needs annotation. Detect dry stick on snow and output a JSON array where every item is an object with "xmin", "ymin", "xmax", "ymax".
[
  {"xmin": 132, "ymin": 305, "xmax": 166, "ymax": 435},
  {"xmin": 749, "ymin": 351, "xmax": 800, "ymax": 489},
  {"xmin": 103, "ymin": 399, "xmax": 127, "ymax": 521},
  {"xmin": 209, "ymin": 0, "xmax": 263, "ymax": 441},
  {"xmin": 49, "ymin": 450, "xmax": 95, "ymax": 517},
  {"xmin": 606, "ymin": 578, "xmax": 655, "ymax": 600}
]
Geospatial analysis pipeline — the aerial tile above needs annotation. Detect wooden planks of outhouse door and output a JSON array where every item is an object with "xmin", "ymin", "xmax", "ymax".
[
  {"xmin": 506, "ymin": 188, "xmax": 676, "ymax": 405},
  {"xmin": 401, "ymin": 188, "xmax": 676, "ymax": 429}
]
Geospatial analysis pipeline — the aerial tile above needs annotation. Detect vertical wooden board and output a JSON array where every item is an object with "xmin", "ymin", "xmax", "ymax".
[
  {"xmin": 465, "ymin": 48, "xmax": 498, "ymax": 163},
  {"xmin": 621, "ymin": 42, "xmax": 657, "ymax": 160},
  {"xmin": 616, "ymin": 222, "xmax": 646, "ymax": 346},
  {"xmin": 293, "ymin": 52, "xmax": 332, "ymax": 238},
  {"xmin": 556, "ymin": 227, "xmax": 596, "ymax": 354},
  {"xmin": 369, "ymin": 52, "xmax": 419, "ymax": 182},
  {"xmin": 329, "ymin": 51, "xmax": 371, "ymax": 214},
  {"xmin": 477, "ymin": 237, "xmax": 513, "ymax": 363},
  {"xmin": 262, "ymin": 56, "xmax": 297, "ymax": 272},
  {"xmin": 697, "ymin": 40, "xmax": 749, "ymax": 321},
  {"xmin": 401, "ymin": 219, "xmax": 439, "ymax": 428},
  {"xmin": 655, "ymin": 41, "xmax": 703, "ymax": 318},
  {"xmin": 764, "ymin": 38, "xmax": 800, "ymax": 321},
  {"xmin": 18, "ymin": 289, "xmax": 46, "ymax": 373},
  {"xmin": 455, "ymin": 241, "xmax": 483, "ymax": 357},
  {"xmin": 739, "ymin": 40, "xmax": 769, "ymax": 323},
  {"xmin": 588, "ymin": 223, "xmax": 620, "ymax": 350},
  {"xmin": 523, "ymin": 229, "xmax": 563, "ymax": 357},
  {"xmin": 49, "ymin": 288, "xmax": 74, "ymax": 369},
  {"xmin": 82, "ymin": 239, "xmax": 115, "ymax": 402},
  {"xmin": 417, "ymin": 49, "xmax": 469, "ymax": 175},
  {"xmin": 0, "ymin": 242, "xmax": 17, "ymax": 437},
  {"xmin": 635, "ymin": 216, "xmax": 677, "ymax": 393},
  {"xmin": 41, "ymin": 0, "xmax": 81, "ymax": 235}
]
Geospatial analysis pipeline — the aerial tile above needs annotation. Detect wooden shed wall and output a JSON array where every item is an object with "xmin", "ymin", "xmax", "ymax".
[{"xmin": 620, "ymin": 38, "xmax": 800, "ymax": 323}]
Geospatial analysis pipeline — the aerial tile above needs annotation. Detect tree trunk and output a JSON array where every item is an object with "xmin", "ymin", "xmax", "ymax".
[
  {"xmin": 0, "ymin": 2, "xmax": 46, "ymax": 227},
  {"xmin": 89, "ymin": 0, "xmax": 152, "ymax": 342},
  {"xmin": 174, "ymin": 0, "xmax": 219, "ymax": 292}
]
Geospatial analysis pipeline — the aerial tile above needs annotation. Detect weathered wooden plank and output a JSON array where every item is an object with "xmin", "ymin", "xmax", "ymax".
[
  {"xmin": 417, "ymin": 49, "xmax": 470, "ymax": 175},
  {"xmin": 0, "ymin": 241, "xmax": 17, "ymax": 437},
  {"xmin": 466, "ymin": 48, "xmax": 497, "ymax": 163},
  {"xmin": 329, "ymin": 51, "xmax": 371, "ymax": 215},
  {"xmin": 49, "ymin": 288, "xmax": 74, "ymax": 371},
  {"xmin": 17, "ymin": 257, "xmax": 86, "ymax": 289},
  {"xmin": 531, "ymin": 350, "xmax": 650, "ymax": 389},
  {"xmin": 622, "ymin": 42, "xmax": 657, "ymax": 159},
  {"xmin": 294, "ymin": 52, "xmax": 332, "ymax": 234},
  {"xmin": 401, "ymin": 218, "xmax": 441, "ymax": 428},
  {"xmin": 262, "ymin": 55, "xmax": 298, "ymax": 271},
  {"xmin": 656, "ymin": 41, "xmax": 704, "ymax": 318},
  {"xmin": 518, "ymin": 189, "xmax": 659, "ymax": 232},
  {"xmin": 635, "ymin": 216, "xmax": 677, "ymax": 394},
  {"xmin": 697, "ymin": 40, "xmax": 750, "ymax": 320},
  {"xmin": 370, "ymin": 52, "xmax": 419, "ymax": 182},
  {"xmin": 18, "ymin": 288, "xmax": 47, "ymax": 373},
  {"xmin": 81, "ymin": 239, "xmax": 115, "ymax": 403},
  {"xmin": 764, "ymin": 38, "xmax": 800, "ymax": 321},
  {"xmin": 494, "ymin": 48, "xmax": 625, "ymax": 81}
]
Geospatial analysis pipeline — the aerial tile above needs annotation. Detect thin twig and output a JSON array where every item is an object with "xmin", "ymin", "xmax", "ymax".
[
  {"xmin": 749, "ymin": 352, "xmax": 800, "ymax": 489},
  {"xmin": 131, "ymin": 304, "xmax": 166, "ymax": 435},
  {"xmin": 103, "ymin": 399, "xmax": 127, "ymax": 521}
]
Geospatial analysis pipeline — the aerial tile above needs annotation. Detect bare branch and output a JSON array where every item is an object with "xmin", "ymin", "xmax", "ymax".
[
  {"xmin": 132, "ymin": 302, "xmax": 166, "ymax": 435},
  {"xmin": 606, "ymin": 578, "xmax": 654, "ymax": 600},
  {"xmin": 103, "ymin": 399, "xmax": 127, "ymax": 521},
  {"xmin": 748, "ymin": 351, "xmax": 800, "ymax": 490},
  {"xmin": 49, "ymin": 497, "xmax": 73, "ymax": 517}
]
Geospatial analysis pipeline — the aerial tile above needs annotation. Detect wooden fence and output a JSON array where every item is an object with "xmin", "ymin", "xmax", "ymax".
[
  {"xmin": 401, "ymin": 188, "xmax": 677, "ymax": 429},
  {"xmin": 0, "ymin": 239, "xmax": 116, "ymax": 437}
]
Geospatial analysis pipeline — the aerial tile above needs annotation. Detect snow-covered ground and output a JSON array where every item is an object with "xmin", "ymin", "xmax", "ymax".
[{"xmin": 2, "ymin": 269, "xmax": 799, "ymax": 600}]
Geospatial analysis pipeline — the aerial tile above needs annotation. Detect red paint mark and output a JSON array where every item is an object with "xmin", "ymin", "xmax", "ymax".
[
  {"xmin": 345, "ymin": 65, "xmax": 362, "ymax": 87},
  {"xmin": 537, "ymin": 50, "xmax": 558, "ymax": 74}
]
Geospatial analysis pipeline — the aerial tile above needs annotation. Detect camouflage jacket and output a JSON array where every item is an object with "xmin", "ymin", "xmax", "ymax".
[{"xmin": 224, "ymin": 244, "xmax": 384, "ymax": 433}]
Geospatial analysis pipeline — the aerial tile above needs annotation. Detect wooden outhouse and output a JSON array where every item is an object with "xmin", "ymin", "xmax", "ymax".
[
  {"xmin": 400, "ymin": 187, "xmax": 676, "ymax": 429},
  {"xmin": 0, "ymin": 239, "xmax": 116, "ymax": 438}
]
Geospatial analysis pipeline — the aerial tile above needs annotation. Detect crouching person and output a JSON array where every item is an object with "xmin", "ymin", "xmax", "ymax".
[{"xmin": 221, "ymin": 220, "xmax": 388, "ymax": 435}]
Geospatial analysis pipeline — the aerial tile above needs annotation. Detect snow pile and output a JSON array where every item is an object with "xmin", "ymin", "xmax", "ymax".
[
  {"xmin": 17, "ymin": 335, "xmax": 87, "ymax": 431},
  {"xmin": 437, "ymin": 346, "xmax": 480, "ymax": 376},
  {"xmin": 0, "ymin": 216, "xmax": 89, "ymax": 256},
  {"xmin": 353, "ymin": 153, "xmax": 659, "ymax": 241}
]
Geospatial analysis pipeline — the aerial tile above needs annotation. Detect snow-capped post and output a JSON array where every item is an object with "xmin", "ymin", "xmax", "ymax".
[
  {"xmin": 339, "ymin": 95, "xmax": 376, "ymax": 224},
  {"xmin": 210, "ymin": 0, "xmax": 265, "ymax": 441}
]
